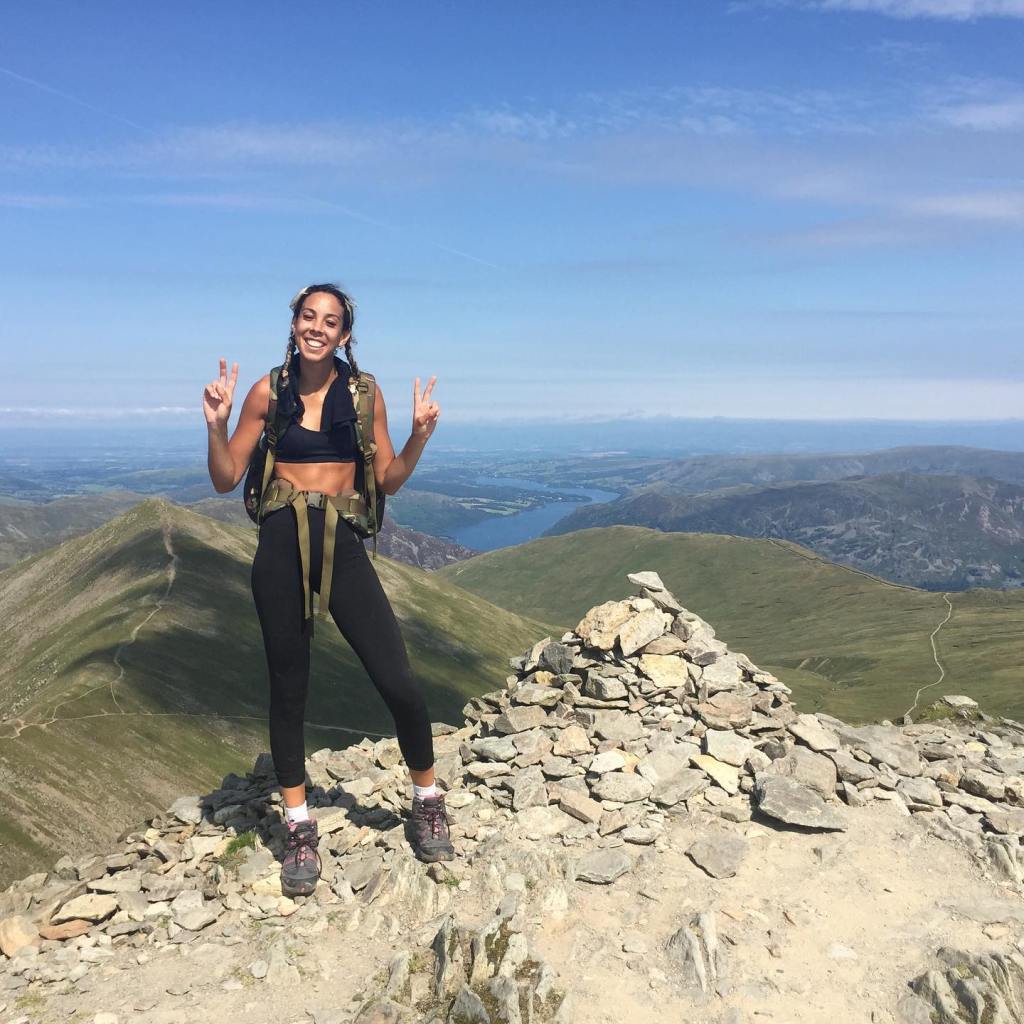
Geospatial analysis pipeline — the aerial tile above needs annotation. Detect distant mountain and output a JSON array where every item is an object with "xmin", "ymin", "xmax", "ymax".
[
  {"xmin": 0, "ymin": 499, "xmax": 550, "ymax": 887},
  {"xmin": 0, "ymin": 493, "xmax": 479, "ymax": 572},
  {"xmin": 437, "ymin": 522, "xmax": 1024, "ymax": 725},
  {"xmin": 646, "ymin": 445, "xmax": 1024, "ymax": 493},
  {"xmin": 543, "ymin": 472, "xmax": 1024, "ymax": 590},
  {"xmin": 0, "ymin": 490, "xmax": 151, "ymax": 570}
]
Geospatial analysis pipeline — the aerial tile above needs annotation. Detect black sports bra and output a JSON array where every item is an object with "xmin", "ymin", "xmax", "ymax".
[{"xmin": 274, "ymin": 356, "xmax": 359, "ymax": 465}]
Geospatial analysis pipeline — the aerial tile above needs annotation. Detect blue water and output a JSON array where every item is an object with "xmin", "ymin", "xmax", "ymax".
[{"xmin": 446, "ymin": 476, "xmax": 621, "ymax": 552}]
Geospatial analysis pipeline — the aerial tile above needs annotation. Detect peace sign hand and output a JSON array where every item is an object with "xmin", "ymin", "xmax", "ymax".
[
  {"xmin": 413, "ymin": 375, "xmax": 440, "ymax": 440},
  {"xmin": 203, "ymin": 358, "xmax": 239, "ymax": 428}
]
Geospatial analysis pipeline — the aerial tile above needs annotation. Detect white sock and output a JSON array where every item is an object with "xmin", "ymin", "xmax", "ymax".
[
  {"xmin": 413, "ymin": 783, "xmax": 438, "ymax": 800},
  {"xmin": 285, "ymin": 801, "xmax": 309, "ymax": 823}
]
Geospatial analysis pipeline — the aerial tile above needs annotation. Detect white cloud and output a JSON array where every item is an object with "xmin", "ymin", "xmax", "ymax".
[
  {"xmin": 903, "ymin": 190, "xmax": 1024, "ymax": 222},
  {"xmin": 748, "ymin": 0, "xmax": 1024, "ymax": 17}
]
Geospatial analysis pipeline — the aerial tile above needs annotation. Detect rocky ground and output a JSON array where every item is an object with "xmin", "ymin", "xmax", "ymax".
[{"xmin": 2, "ymin": 571, "xmax": 1024, "ymax": 1023}]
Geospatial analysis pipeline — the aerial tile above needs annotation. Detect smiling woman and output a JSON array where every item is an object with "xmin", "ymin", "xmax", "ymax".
[{"xmin": 201, "ymin": 282, "xmax": 452, "ymax": 894}]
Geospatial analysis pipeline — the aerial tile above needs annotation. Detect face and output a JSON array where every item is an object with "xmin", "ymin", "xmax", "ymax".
[{"xmin": 292, "ymin": 291, "xmax": 349, "ymax": 364}]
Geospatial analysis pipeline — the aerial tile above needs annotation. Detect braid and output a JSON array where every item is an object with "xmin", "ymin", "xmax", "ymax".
[
  {"xmin": 280, "ymin": 334, "xmax": 297, "ymax": 390},
  {"xmin": 344, "ymin": 337, "xmax": 360, "ymax": 378}
]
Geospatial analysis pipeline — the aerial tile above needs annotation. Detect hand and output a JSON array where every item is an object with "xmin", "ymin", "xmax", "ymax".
[
  {"xmin": 203, "ymin": 358, "xmax": 238, "ymax": 428},
  {"xmin": 412, "ymin": 375, "xmax": 440, "ymax": 439}
]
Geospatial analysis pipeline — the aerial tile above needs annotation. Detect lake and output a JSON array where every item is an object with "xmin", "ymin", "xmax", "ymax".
[{"xmin": 445, "ymin": 476, "xmax": 621, "ymax": 551}]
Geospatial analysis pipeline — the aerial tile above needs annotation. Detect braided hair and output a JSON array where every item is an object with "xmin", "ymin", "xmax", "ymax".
[{"xmin": 280, "ymin": 283, "xmax": 359, "ymax": 393}]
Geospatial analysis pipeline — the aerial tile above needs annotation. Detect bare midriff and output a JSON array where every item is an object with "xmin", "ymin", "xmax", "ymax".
[{"xmin": 272, "ymin": 461, "xmax": 359, "ymax": 496}]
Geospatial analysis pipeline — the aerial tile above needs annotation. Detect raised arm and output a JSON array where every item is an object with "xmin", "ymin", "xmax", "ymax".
[
  {"xmin": 378, "ymin": 375, "xmax": 440, "ymax": 496},
  {"xmin": 203, "ymin": 359, "xmax": 271, "ymax": 493}
]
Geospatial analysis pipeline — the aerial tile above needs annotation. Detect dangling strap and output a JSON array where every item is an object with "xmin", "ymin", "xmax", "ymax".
[
  {"xmin": 292, "ymin": 494, "xmax": 313, "ymax": 628},
  {"xmin": 319, "ymin": 499, "xmax": 339, "ymax": 622}
]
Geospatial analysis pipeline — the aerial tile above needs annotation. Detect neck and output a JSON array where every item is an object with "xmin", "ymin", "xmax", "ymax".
[{"xmin": 296, "ymin": 352, "xmax": 338, "ymax": 394}]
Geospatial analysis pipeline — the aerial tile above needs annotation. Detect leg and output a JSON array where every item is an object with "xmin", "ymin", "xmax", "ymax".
[
  {"xmin": 251, "ymin": 507, "xmax": 312, "ymax": 806},
  {"xmin": 326, "ymin": 522, "xmax": 453, "ymax": 862},
  {"xmin": 326, "ymin": 525, "xmax": 436, "ymax": 775}
]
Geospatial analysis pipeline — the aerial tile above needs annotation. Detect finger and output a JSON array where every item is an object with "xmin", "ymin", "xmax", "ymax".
[
  {"xmin": 219, "ymin": 358, "xmax": 227, "ymax": 386},
  {"xmin": 228, "ymin": 362, "xmax": 239, "ymax": 393},
  {"xmin": 423, "ymin": 375, "xmax": 437, "ymax": 401},
  {"xmin": 413, "ymin": 377, "xmax": 420, "ymax": 405}
]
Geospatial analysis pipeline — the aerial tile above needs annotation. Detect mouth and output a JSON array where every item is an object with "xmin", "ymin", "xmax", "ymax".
[{"xmin": 303, "ymin": 338, "xmax": 327, "ymax": 351}]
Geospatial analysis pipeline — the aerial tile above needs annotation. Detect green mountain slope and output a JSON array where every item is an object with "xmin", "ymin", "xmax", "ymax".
[
  {"xmin": 0, "ymin": 498, "xmax": 552, "ymax": 888},
  {"xmin": 437, "ymin": 525, "xmax": 1024, "ymax": 725},
  {"xmin": 544, "ymin": 472, "xmax": 1024, "ymax": 590}
]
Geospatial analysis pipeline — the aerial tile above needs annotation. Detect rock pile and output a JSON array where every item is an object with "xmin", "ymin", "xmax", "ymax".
[{"xmin": 1, "ymin": 569, "xmax": 1023, "ymax": 1024}]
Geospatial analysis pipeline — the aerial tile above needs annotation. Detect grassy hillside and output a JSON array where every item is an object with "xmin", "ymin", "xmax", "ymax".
[
  {"xmin": 0, "ymin": 499, "xmax": 553, "ymax": 887},
  {"xmin": 545, "ymin": 472, "xmax": 1024, "ymax": 590},
  {"xmin": 437, "ymin": 525, "xmax": 1024, "ymax": 725}
]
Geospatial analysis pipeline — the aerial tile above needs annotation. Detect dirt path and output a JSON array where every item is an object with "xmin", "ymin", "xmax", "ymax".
[
  {"xmin": 902, "ymin": 592, "xmax": 953, "ymax": 723},
  {"xmin": 0, "ymin": 512, "xmax": 391, "ymax": 743}
]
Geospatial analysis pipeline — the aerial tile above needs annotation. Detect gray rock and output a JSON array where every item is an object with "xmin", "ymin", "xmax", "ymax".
[
  {"xmin": 583, "ymin": 675, "xmax": 628, "ymax": 701},
  {"xmin": 835, "ymin": 724, "xmax": 924, "ymax": 777},
  {"xmin": 754, "ymin": 775, "xmax": 847, "ymax": 831},
  {"xmin": 618, "ymin": 609, "xmax": 667, "ymax": 657},
  {"xmin": 537, "ymin": 642, "xmax": 574, "ymax": 676},
  {"xmin": 696, "ymin": 694, "xmax": 754, "ymax": 730},
  {"xmin": 650, "ymin": 769, "xmax": 710, "ymax": 808},
  {"xmin": 908, "ymin": 947, "xmax": 1024, "ymax": 1023},
  {"xmin": 512, "ymin": 767, "xmax": 548, "ymax": 812},
  {"xmin": 761, "ymin": 745, "xmax": 838, "ymax": 800},
  {"xmin": 168, "ymin": 796, "xmax": 203, "ymax": 825},
  {"xmin": 699, "ymin": 656, "xmax": 745, "ymax": 694},
  {"xmin": 513, "ymin": 683, "xmax": 562, "ymax": 708},
  {"xmin": 575, "ymin": 848, "xmax": 632, "ymax": 884},
  {"xmin": 448, "ymin": 985, "xmax": 490, "ymax": 1023},
  {"xmin": 686, "ymin": 834, "xmax": 749, "ymax": 878},
  {"xmin": 702, "ymin": 729, "xmax": 755, "ymax": 768},
  {"xmin": 52, "ymin": 893, "xmax": 118, "ymax": 924},
  {"xmin": 627, "ymin": 571, "xmax": 667, "ymax": 591},
  {"xmin": 788, "ymin": 713, "xmax": 840, "ymax": 752},
  {"xmin": 590, "ymin": 773, "xmax": 653, "ymax": 804},
  {"xmin": 492, "ymin": 706, "xmax": 548, "ymax": 735},
  {"xmin": 87, "ymin": 870, "xmax": 142, "ymax": 895},
  {"xmin": 666, "ymin": 911, "xmax": 720, "ymax": 993},
  {"xmin": 469, "ymin": 737, "xmax": 518, "ymax": 762}
]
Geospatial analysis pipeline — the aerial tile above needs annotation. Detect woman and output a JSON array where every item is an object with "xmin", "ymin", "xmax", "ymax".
[{"xmin": 202, "ymin": 282, "xmax": 453, "ymax": 896}]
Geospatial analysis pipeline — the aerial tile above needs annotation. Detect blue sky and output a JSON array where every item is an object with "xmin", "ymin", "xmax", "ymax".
[{"xmin": 2, "ymin": 0, "xmax": 1023, "ymax": 427}]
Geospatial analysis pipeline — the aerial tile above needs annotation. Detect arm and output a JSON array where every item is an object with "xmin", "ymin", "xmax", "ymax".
[
  {"xmin": 205, "ymin": 369, "xmax": 271, "ymax": 493},
  {"xmin": 376, "ymin": 376, "xmax": 440, "ymax": 496}
]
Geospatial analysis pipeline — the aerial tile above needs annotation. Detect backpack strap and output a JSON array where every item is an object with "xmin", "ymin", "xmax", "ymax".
[
  {"xmin": 256, "ymin": 367, "xmax": 282, "ymax": 523},
  {"xmin": 348, "ymin": 371, "xmax": 381, "ymax": 559}
]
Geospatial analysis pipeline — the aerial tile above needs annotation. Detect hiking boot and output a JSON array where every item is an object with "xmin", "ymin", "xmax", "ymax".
[
  {"xmin": 409, "ymin": 793, "xmax": 455, "ymax": 863},
  {"xmin": 281, "ymin": 819, "xmax": 321, "ymax": 897}
]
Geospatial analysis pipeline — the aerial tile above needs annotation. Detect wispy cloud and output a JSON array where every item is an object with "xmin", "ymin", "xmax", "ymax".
[
  {"xmin": 735, "ymin": 0, "xmax": 1024, "ymax": 18},
  {"xmin": 0, "ymin": 193, "xmax": 81, "ymax": 208}
]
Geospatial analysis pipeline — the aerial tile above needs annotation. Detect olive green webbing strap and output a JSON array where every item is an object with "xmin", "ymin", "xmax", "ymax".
[
  {"xmin": 319, "ymin": 500, "xmax": 339, "ymax": 623},
  {"xmin": 291, "ymin": 493, "xmax": 313, "ymax": 629}
]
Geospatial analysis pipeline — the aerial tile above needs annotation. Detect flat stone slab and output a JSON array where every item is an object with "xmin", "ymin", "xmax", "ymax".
[
  {"xmin": 686, "ymin": 833, "xmax": 749, "ymax": 878},
  {"xmin": 575, "ymin": 848, "xmax": 633, "ymax": 884},
  {"xmin": 754, "ymin": 775, "xmax": 847, "ymax": 831},
  {"xmin": 52, "ymin": 893, "xmax": 118, "ymax": 924}
]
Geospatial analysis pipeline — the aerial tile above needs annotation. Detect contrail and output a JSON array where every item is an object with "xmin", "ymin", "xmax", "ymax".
[
  {"xmin": 1, "ymin": 65, "xmax": 499, "ymax": 269},
  {"xmin": 293, "ymin": 192, "xmax": 502, "ymax": 269},
  {"xmin": 0, "ymin": 65, "xmax": 150, "ymax": 133}
]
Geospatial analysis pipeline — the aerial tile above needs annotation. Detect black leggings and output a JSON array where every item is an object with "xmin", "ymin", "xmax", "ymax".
[{"xmin": 251, "ymin": 504, "xmax": 435, "ymax": 788}]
